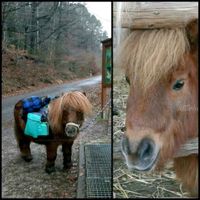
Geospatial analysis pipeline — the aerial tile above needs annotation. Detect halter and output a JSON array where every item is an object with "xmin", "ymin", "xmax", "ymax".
[
  {"xmin": 65, "ymin": 122, "xmax": 80, "ymax": 129},
  {"xmin": 65, "ymin": 122, "xmax": 80, "ymax": 137}
]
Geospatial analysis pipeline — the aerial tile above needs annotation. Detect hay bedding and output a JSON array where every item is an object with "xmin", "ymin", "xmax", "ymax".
[{"xmin": 113, "ymin": 75, "xmax": 190, "ymax": 198}]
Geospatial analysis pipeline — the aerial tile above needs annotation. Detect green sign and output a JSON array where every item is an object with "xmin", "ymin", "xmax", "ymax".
[{"xmin": 104, "ymin": 47, "xmax": 111, "ymax": 85}]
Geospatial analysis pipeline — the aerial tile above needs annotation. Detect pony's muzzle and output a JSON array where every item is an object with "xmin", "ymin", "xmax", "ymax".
[
  {"xmin": 65, "ymin": 123, "xmax": 80, "ymax": 137},
  {"xmin": 121, "ymin": 135, "xmax": 159, "ymax": 171}
]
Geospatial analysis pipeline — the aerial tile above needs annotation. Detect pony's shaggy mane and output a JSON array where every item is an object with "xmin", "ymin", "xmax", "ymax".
[
  {"xmin": 116, "ymin": 28, "xmax": 190, "ymax": 90},
  {"xmin": 48, "ymin": 91, "xmax": 92, "ymax": 133}
]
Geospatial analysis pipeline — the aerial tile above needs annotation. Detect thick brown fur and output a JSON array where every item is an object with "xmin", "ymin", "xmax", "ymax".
[
  {"xmin": 118, "ymin": 19, "xmax": 198, "ymax": 196},
  {"xmin": 14, "ymin": 91, "xmax": 92, "ymax": 173},
  {"xmin": 116, "ymin": 26, "xmax": 189, "ymax": 92}
]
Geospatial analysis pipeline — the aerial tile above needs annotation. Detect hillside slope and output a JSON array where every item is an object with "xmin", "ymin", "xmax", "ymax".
[{"xmin": 2, "ymin": 47, "xmax": 100, "ymax": 96}]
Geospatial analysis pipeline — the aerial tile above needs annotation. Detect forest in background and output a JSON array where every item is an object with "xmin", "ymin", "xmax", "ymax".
[{"xmin": 2, "ymin": 2, "xmax": 108, "ymax": 95}]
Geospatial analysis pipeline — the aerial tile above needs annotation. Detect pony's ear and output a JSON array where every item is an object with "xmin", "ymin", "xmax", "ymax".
[{"xmin": 186, "ymin": 19, "xmax": 198, "ymax": 52}]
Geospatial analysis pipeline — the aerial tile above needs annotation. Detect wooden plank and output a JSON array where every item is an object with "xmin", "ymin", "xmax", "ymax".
[
  {"xmin": 113, "ymin": 2, "xmax": 198, "ymax": 29},
  {"xmin": 101, "ymin": 39, "xmax": 111, "ymax": 118},
  {"xmin": 113, "ymin": 137, "xmax": 198, "ymax": 160}
]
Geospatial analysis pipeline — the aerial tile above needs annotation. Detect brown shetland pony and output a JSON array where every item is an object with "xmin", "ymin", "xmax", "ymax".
[
  {"xmin": 117, "ymin": 19, "xmax": 198, "ymax": 196},
  {"xmin": 14, "ymin": 91, "xmax": 92, "ymax": 173}
]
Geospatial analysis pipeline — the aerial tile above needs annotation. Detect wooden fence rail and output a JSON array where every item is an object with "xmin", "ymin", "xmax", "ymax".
[{"xmin": 113, "ymin": 2, "xmax": 198, "ymax": 29}]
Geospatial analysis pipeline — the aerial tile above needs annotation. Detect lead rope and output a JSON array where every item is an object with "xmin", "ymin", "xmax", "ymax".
[{"xmin": 80, "ymin": 99, "xmax": 111, "ymax": 132}]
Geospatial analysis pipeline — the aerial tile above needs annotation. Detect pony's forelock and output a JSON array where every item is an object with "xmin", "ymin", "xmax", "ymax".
[
  {"xmin": 48, "ymin": 91, "xmax": 92, "ymax": 133},
  {"xmin": 116, "ymin": 28, "xmax": 190, "ymax": 91},
  {"xmin": 61, "ymin": 91, "xmax": 92, "ymax": 115}
]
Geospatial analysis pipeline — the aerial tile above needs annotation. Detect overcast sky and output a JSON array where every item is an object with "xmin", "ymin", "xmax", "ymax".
[{"xmin": 84, "ymin": 2, "xmax": 111, "ymax": 38}]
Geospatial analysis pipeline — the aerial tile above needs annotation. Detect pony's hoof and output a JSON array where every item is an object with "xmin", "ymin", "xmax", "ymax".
[
  {"xmin": 22, "ymin": 155, "xmax": 33, "ymax": 162},
  {"xmin": 63, "ymin": 162, "xmax": 72, "ymax": 170},
  {"xmin": 45, "ymin": 165, "xmax": 55, "ymax": 174}
]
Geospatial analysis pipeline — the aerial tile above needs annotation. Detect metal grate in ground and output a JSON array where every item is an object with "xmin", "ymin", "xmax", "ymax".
[
  {"xmin": 85, "ymin": 144, "xmax": 111, "ymax": 198},
  {"xmin": 86, "ymin": 178, "xmax": 111, "ymax": 198}
]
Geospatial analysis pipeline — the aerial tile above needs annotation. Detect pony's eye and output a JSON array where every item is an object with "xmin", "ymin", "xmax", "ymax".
[
  {"xmin": 172, "ymin": 80, "xmax": 184, "ymax": 91},
  {"xmin": 125, "ymin": 76, "xmax": 130, "ymax": 85}
]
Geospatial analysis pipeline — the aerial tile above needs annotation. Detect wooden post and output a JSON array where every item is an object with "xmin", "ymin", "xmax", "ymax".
[{"xmin": 101, "ymin": 38, "xmax": 111, "ymax": 118}]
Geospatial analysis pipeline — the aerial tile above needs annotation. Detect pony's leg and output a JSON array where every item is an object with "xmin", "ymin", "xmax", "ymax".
[
  {"xmin": 45, "ymin": 143, "xmax": 58, "ymax": 174},
  {"xmin": 18, "ymin": 140, "xmax": 32, "ymax": 162},
  {"xmin": 174, "ymin": 155, "xmax": 198, "ymax": 197},
  {"xmin": 62, "ymin": 142, "xmax": 73, "ymax": 170},
  {"xmin": 14, "ymin": 121, "xmax": 33, "ymax": 162}
]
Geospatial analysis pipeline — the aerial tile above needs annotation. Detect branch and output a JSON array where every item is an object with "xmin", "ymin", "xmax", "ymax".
[
  {"xmin": 25, "ymin": 3, "xmax": 59, "ymax": 34},
  {"xmin": 37, "ymin": 18, "xmax": 81, "ymax": 45},
  {"xmin": 2, "ymin": 2, "xmax": 30, "ymax": 15}
]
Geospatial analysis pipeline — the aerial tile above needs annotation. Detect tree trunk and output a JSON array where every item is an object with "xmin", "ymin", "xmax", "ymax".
[
  {"xmin": 54, "ymin": 2, "xmax": 62, "ymax": 65},
  {"xmin": 30, "ymin": 2, "xmax": 37, "ymax": 53}
]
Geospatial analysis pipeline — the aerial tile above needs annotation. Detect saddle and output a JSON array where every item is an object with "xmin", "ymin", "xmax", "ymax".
[{"xmin": 22, "ymin": 96, "xmax": 51, "ymax": 138}]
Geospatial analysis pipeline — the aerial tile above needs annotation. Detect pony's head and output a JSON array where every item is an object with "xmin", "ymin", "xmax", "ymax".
[
  {"xmin": 48, "ymin": 91, "xmax": 92, "ymax": 137},
  {"xmin": 118, "ymin": 19, "xmax": 198, "ymax": 171}
]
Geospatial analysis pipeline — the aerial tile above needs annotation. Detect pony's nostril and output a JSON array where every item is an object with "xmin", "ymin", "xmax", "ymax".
[
  {"xmin": 70, "ymin": 127, "xmax": 75, "ymax": 133},
  {"xmin": 137, "ymin": 138, "xmax": 154, "ymax": 160}
]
